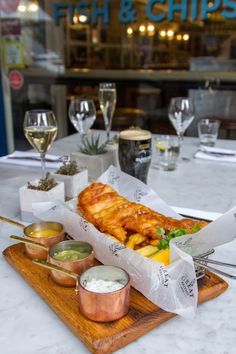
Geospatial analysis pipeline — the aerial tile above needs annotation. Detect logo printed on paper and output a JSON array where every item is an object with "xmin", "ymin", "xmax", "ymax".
[
  {"xmin": 179, "ymin": 275, "xmax": 195, "ymax": 298},
  {"xmin": 134, "ymin": 187, "xmax": 148, "ymax": 202},
  {"xmin": 174, "ymin": 237, "xmax": 193, "ymax": 248},
  {"xmin": 108, "ymin": 171, "xmax": 120, "ymax": 186},
  {"xmin": 158, "ymin": 266, "xmax": 169, "ymax": 288},
  {"xmin": 80, "ymin": 217, "xmax": 89, "ymax": 232},
  {"xmin": 109, "ymin": 242, "xmax": 126, "ymax": 257},
  {"xmin": 49, "ymin": 205, "xmax": 57, "ymax": 211}
]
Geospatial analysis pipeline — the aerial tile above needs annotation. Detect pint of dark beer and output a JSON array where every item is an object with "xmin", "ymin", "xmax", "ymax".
[{"xmin": 118, "ymin": 129, "xmax": 152, "ymax": 184}]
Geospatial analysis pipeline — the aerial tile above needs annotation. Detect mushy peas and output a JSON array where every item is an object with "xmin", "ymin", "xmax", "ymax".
[{"xmin": 53, "ymin": 249, "xmax": 90, "ymax": 261}]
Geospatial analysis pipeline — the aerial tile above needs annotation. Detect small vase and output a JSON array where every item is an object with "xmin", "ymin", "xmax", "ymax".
[
  {"xmin": 51, "ymin": 168, "xmax": 88, "ymax": 199},
  {"xmin": 19, "ymin": 179, "xmax": 65, "ymax": 222},
  {"xmin": 70, "ymin": 151, "xmax": 116, "ymax": 179}
]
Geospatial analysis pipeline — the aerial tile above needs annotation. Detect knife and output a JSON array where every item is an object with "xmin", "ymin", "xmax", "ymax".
[{"xmin": 7, "ymin": 156, "xmax": 62, "ymax": 163}]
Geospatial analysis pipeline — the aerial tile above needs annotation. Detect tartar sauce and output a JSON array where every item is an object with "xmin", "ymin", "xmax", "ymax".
[{"xmin": 84, "ymin": 278, "xmax": 124, "ymax": 293}]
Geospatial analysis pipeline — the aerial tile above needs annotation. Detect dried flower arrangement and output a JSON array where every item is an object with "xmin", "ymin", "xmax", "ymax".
[
  {"xmin": 27, "ymin": 173, "xmax": 57, "ymax": 191},
  {"xmin": 55, "ymin": 160, "xmax": 79, "ymax": 176}
]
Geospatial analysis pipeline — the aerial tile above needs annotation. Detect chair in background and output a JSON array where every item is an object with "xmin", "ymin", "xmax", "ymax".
[
  {"xmin": 94, "ymin": 107, "xmax": 147, "ymax": 131},
  {"xmin": 217, "ymin": 119, "xmax": 236, "ymax": 139}
]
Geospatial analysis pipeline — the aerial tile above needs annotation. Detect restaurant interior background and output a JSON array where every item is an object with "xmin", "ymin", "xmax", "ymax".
[{"xmin": 1, "ymin": 0, "xmax": 236, "ymax": 155}]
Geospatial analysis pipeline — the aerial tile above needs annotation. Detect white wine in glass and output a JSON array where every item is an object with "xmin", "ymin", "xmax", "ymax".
[
  {"xmin": 168, "ymin": 97, "xmax": 194, "ymax": 143},
  {"xmin": 24, "ymin": 110, "xmax": 58, "ymax": 178},
  {"xmin": 99, "ymin": 82, "xmax": 117, "ymax": 141}
]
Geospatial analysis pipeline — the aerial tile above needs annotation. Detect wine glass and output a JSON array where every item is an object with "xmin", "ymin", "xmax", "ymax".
[
  {"xmin": 99, "ymin": 82, "xmax": 117, "ymax": 141},
  {"xmin": 23, "ymin": 110, "xmax": 58, "ymax": 178},
  {"xmin": 168, "ymin": 97, "xmax": 194, "ymax": 142},
  {"xmin": 68, "ymin": 98, "xmax": 96, "ymax": 140}
]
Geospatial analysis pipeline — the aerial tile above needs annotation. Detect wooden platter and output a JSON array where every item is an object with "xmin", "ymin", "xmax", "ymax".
[{"xmin": 3, "ymin": 243, "xmax": 228, "ymax": 354}]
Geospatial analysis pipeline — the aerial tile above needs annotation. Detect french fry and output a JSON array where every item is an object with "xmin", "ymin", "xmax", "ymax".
[
  {"xmin": 136, "ymin": 245, "xmax": 158, "ymax": 257},
  {"xmin": 126, "ymin": 233, "xmax": 146, "ymax": 249}
]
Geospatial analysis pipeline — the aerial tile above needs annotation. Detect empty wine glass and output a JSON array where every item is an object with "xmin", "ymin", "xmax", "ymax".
[
  {"xmin": 99, "ymin": 83, "xmax": 117, "ymax": 141},
  {"xmin": 68, "ymin": 98, "xmax": 96, "ymax": 140},
  {"xmin": 168, "ymin": 97, "xmax": 194, "ymax": 142},
  {"xmin": 23, "ymin": 110, "xmax": 58, "ymax": 178}
]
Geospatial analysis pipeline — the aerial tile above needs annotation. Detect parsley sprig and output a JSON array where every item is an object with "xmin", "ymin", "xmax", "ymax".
[{"xmin": 156, "ymin": 224, "xmax": 201, "ymax": 250}]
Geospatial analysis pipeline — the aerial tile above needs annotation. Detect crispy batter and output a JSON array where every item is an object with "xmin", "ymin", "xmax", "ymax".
[{"xmin": 78, "ymin": 182, "xmax": 207, "ymax": 243}]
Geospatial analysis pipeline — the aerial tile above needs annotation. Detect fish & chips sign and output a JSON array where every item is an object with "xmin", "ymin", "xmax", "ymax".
[{"xmin": 53, "ymin": 0, "xmax": 236, "ymax": 25}]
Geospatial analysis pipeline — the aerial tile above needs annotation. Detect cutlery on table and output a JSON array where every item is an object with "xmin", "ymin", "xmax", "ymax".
[{"xmin": 6, "ymin": 155, "xmax": 68, "ymax": 163}]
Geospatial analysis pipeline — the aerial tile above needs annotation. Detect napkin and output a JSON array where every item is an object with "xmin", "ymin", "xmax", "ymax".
[
  {"xmin": 194, "ymin": 145, "xmax": 236, "ymax": 163},
  {"xmin": 0, "ymin": 151, "xmax": 62, "ymax": 169}
]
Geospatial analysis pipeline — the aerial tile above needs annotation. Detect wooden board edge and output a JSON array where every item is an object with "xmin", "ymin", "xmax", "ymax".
[
  {"xmin": 198, "ymin": 272, "xmax": 228, "ymax": 304},
  {"xmin": 91, "ymin": 311, "xmax": 176, "ymax": 354},
  {"xmin": 2, "ymin": 245, "xmax": 229, "ymax": 354},
  {"xmin": 3, "ymin": 246, "xmax": 174, "ymax": 353}
]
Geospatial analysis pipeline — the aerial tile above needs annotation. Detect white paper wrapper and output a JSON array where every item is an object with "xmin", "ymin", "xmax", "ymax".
[{"xmin": 33, "ymin": 166, "xmax": 236, "ymax": 318}]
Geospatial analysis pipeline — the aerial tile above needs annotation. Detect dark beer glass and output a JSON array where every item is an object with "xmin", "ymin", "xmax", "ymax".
[{"xmin": 118, "ymin": 129, "xmax": 152, "ymax": 184}]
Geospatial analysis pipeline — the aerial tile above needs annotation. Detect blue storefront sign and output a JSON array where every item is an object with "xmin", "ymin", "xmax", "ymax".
[{"xmin": 53, "ymin": 0, "xmax": 236, "ymax": 26}]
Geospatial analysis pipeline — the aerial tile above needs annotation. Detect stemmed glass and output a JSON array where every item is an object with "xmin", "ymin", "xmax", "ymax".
[
  {"xmin": 23, "ymin": 110, "xmax": 58, "ymax": 178},
  {"xmin": 168, "ymin": 97, "xmax": 194, "ymax": 143},
  {"xmin": 68, "ymin": 98, "xmax": 96, "ymax": 140},
  {"xmin": 99, "ymin": 82, "xmax": 117, "ymax": 141}
]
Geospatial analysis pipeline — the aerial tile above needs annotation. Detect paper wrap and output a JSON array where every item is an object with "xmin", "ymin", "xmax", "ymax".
[{"xmin": 33, "ymin": 166, "xmax": 236, "ymax": 318}]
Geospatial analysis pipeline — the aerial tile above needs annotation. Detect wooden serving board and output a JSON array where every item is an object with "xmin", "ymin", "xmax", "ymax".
[{"xmin": 3, "ymin": 243, "xmax": 228, "ymax": 354}]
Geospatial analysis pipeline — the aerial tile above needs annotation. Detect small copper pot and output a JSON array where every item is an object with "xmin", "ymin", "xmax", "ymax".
[
  {"xmin": 78, "ymin": 265, "xmax": 130, "ymax": 322},
  {"xmin": 24, "ymin": 221, "xmax": 65, "ymax": 259},
  {"xmin": 32, "ymin": 261, "xmax": 130, "ymax": 322},
  {"xmin": 48, "ymin": 240, "xmax": 95, "ymax": 287},
  {"xmin": 1, "ymin": 216, "xmax": 65, "ymax": 259}
]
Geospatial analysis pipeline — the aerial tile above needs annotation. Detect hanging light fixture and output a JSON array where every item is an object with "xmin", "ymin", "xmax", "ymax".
[
  {"xmin": 167, "ymin": 29, "xmax": 174, "ymax": 37},
  {"xmin": 28, "ymin": 1, "xmax": 39, "ymax": 12},
  {"xmin": 17, "ymin": 1, "xmax": 27, "ymax": 12},
  {"xmin": 139, "ymin": 25, "xmax": 146, "ymax": 33},
  {"xmin": 147, "ymin": 24, "xmax": 155, "ymax": 32},
  {"xmin": 127, "ymin": 27, "xmax": 133, "ymax": 35},
  {"xmin": 79, "ymin": 15, "xmax": 88, "ymax": 23},
  {"xmin": 159, "ymin": 30, "xmax": 166, "ymax": 38},
  {"xmin": 183, "ymin": 33, "xmax": 190, "ymax": 41}
]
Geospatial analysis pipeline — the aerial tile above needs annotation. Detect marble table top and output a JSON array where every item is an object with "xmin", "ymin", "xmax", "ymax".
[{"xmin": 0, "ymin": 132, "xmax": 236, "ymax": 354}]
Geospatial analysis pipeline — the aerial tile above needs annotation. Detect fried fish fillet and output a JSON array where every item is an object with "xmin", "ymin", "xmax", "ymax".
[{"xmin": 78, "ymin": 182, "xmax": 207, "ymax": 243}]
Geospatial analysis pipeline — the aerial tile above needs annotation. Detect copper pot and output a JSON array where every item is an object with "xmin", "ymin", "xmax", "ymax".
[
  {"xmin": 78, "ymin": 265, "xmax": 130, "ymax": 322},
  {"xmin": 1, "ymin": 216, "xmax": 65, "ymax": 259},
  {"xmin": 24, "ymin": 221, "xmax": 65, "ymax": 259},
  {"xmin": 48, "ymin": 240, "xmax": 95, "ymax": 286},
  {"xmin": 10, "ymin": 236, "xmax": 95, "ymax": 287},
  {"xmin": 32, "ymin": 261, "xmax": 130, "ymax": 322}
]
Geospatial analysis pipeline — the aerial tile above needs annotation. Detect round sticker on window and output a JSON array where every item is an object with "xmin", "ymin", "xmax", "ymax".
[{"xmin": 8, "ymin": 70, "xmax": 24, "ymax": 90}]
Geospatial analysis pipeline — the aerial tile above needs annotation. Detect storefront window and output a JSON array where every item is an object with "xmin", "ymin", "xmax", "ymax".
[{"xmin": 1, "ymin": 0, "xmax": 236, "ymax": 152}]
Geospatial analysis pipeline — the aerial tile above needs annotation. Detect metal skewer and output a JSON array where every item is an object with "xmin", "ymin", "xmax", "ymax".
[
  {"xmin": 193, "ymin": 256, "xmax": 236, "ymax": 269},
  {"xmin": 193, "ymin": 258, "xmax": 236, "ymax": 280}
]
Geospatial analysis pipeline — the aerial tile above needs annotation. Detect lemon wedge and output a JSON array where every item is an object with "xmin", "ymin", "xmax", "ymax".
[
  {"xmin": 155, "ymin": 141, "xmax": 167, "ymax": 151},
  {"xmin": 149, "ymin": 248, "xmax": 170, "ymax": 266}
]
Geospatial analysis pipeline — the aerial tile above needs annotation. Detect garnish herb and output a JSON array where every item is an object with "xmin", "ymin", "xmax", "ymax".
[
  {"xmin": 192, "ymin": 224, "xmax": 201, "ymax": 232},
  {"xmin": 157, "ymin": 224, "xmax": 202, "ymax": 250}
]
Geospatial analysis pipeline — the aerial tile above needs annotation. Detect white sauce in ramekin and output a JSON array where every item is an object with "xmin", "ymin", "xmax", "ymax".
[{"xmin": 84, "ymin": 278, "xmax": 124, "ymax": 293}]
